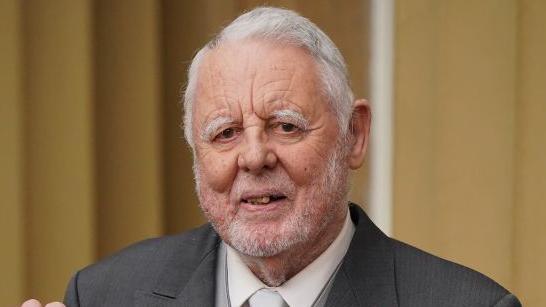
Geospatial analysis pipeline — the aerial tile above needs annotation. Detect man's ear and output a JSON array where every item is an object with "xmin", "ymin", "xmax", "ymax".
[{"xmin": 348, "ymin": 99, "xmax": 371, "ymax": 169}]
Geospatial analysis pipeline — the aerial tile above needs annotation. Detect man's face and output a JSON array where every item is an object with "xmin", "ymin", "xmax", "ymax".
[{"xmin": 192, "ymin": 40, "xmax": 350, "ymax": 257}]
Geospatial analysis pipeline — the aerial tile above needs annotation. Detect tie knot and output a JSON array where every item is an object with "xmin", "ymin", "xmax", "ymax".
[{"xmin": 248, "ymin": 288, "xmax": 288, "ymax": 307}]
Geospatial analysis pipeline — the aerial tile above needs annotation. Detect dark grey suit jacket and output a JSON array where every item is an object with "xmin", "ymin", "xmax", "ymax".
[{"xmin": 64, "ymin": 204, "xmax": 521, "ymax": 306}]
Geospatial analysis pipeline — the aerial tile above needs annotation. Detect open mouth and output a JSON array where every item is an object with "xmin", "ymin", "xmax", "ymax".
[{"xmin": 242, "ymin": 194, "xmax": 287, "ymax": 205}]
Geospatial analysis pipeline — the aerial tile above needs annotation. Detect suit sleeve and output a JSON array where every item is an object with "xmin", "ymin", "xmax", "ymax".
[
  {"xmin": 493, "ymin": 293, "xmax": 522, "ymax": 307},
  {"xmin": 63, "ymin": 271, "xmax": 81, "ymax": 307}
]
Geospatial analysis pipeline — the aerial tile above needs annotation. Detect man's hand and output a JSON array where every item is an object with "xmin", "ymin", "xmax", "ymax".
[{"xmin": 21, "ymin": 299, "xmax": 65, "ymax": 307}]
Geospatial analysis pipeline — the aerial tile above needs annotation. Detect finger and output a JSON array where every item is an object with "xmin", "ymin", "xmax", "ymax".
[
  {"xmin": 21, "ymin": 299, "xmax": 42, "ymax": 307},
  {"xmin": 45, "ymin": 303, "xmax": 65, "ymax": 307}
]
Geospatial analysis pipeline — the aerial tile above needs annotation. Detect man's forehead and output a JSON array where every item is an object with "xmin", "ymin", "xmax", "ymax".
[
  {"xmin": 191, "ymin": 40, "xmax": 326, "ymax": 124},
  {"xmin": 199, "ymin": 40, "xmax": 315, "ymax": 79}
]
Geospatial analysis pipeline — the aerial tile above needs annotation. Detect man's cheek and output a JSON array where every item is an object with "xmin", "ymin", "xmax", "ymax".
[
  {"xmin": 199, "ymin": 156, "xmax": 238, "ymax": 192},
  {"xmin": 199, "ymin": 181, "xmax": 236, "ymax": 213},
  {"xmin": 199, "ymin": 191, "xmax": 233, "ymax": 227},
  {"xmin": 285, "ymin": 160, "xmax": 323, "ymax": 186}
]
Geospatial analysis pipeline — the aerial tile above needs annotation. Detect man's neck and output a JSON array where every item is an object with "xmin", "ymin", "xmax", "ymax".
[{"xmin": 236, "ymin": 211, "xmax": 346, "ymax": 286}]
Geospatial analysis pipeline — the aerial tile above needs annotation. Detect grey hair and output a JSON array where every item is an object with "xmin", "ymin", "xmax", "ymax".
[{"xmin": 183, "ymin": 7, "xmax": 355, "ymax": 149}]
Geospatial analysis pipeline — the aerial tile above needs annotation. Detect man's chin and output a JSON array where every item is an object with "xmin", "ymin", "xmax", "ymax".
[
  {"xmin": 226, "ymin": 223, "xmax": 308, "ymax": 258},
  {"xmin": 229, "ymin": 239, "xmax": 293, "ymax": 257}
]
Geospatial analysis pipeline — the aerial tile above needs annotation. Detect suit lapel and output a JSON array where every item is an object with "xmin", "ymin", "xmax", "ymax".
[
  {"xmin": 325, "ymin": 204, "xmax": 399, "ymax": 307},
  {"xmin": 323, "ymin": 268, "xmax": 359, "ymax": 306},
  {"xmin": 175, "ymin": 248, "xmax": 218, "ymax": 306},
  {"xmin": 135, "ymin": 225, "xmax": 220, "ymax": 306}
]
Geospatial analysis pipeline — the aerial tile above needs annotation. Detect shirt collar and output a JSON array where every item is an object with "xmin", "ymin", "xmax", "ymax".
[{"xmin": 226, "ymin": 209, "xmax": 355, "ymax": 307}]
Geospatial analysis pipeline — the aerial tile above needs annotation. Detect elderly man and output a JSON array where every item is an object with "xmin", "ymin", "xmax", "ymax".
[{"xmin": 23, "ymin": 7, "xmax": 520, "ymax": 307}]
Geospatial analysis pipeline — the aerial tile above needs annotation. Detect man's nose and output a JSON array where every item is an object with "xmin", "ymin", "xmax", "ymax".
[{"xmin": 237, "ymin": 130, "xmax": 277, "ymax": 174}]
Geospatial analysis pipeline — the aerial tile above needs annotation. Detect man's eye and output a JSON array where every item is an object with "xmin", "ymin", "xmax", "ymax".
[
  {"xmin": 214, "ymin": 128, "xmax": 238, "ymax": 141},
  {"xmin": 272, "ymin": 122, "xmax": 302, "ymax": 135},
  {"xmin": 280, "ymin": 123, "xmax": 297, "ymax": 133}
]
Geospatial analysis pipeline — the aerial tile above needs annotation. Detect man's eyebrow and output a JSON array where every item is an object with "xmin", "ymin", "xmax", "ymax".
[
  {"xmin": 201, "ymin": 116, "xmax": 235, "ymax": 141},
  {"xmin": 271, "ymin": 109, "xmax": 310, "ymax": 129},
  {"xmin": 200, "ymin": 110, "xmax": 309, "ymax": 141}
]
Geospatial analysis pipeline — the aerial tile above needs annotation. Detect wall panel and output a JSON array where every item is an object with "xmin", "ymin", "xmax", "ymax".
[
  {"xmin": 0, "ymin": 0, "xmax": 24, "ymax": 305},
  {"xmin": 513, "ymin": 1, "xmax": 546, "ymax": 305},
  {"xmin": 394, "ymin": 0, "xmax": 517, "ymax": 288},
  {"xmin": 94, "ymin": 0, "xmax": 163, "ymax": 258},
  {"xmin": 23, "ymin": 0, "xmax": 95, "ymax": 302}
]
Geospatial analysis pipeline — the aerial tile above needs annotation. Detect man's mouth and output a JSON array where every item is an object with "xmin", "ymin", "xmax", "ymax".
[{"xmin": 242, "ymin": 194, "xmax": 287, "ymax": 205}]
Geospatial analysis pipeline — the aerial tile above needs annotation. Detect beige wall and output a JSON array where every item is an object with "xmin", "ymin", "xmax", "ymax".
[
  {"xmin": 94, "ymin": 0, "xmax": 163, "ymax": 258},
  {"xmin": 513, "ymin": 1, "xmax": 546, "ymax": 305},
  {"xmin": 23, "ymin": 0, "xmax": 96, "ymax": 302},
  {"xmin": 1, "ymin": 0, "xmax": 24, "ymax": 304},
  {"xmin": 393, "ymin": 1, "xmax": 546, "ymax": 305}
]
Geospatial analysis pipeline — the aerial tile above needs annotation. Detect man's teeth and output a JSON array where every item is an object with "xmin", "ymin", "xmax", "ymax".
[{"xmin": 248, "ymin": 196, "xmax": 271, "ymax": 205}]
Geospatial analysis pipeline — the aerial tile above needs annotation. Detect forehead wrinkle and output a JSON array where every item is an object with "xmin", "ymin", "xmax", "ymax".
[
  {"xmin": 284, "ymin": 70, "xmax": 297, "ymax": 100},
  {"xmin": 262, "ymin": 90, "xmax": 293, "ymax": 105},
  {"xmin": 259, "ymin": 77, "xmax": 294, "ymax": 88},
  {"xmin": 255, "ymin": 84, "xmax": 295, "ymax": 118},
  {"xmin": 202, "ymin": 51, "xmax": 240, "ymax": 102},
  {"xmin": 201, "ymin": 115, "xmax": 235, "ymax": 141}
]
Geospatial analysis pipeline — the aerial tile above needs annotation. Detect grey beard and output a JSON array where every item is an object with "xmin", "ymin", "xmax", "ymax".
[{"xmin": 195, "ymin": 138, "xmax": 350, "ymax": 258}]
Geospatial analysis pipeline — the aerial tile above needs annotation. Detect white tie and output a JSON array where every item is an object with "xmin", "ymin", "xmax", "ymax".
[{"xmin": 248, "ymin": 288, "xmax": 288, "ymax": 307}]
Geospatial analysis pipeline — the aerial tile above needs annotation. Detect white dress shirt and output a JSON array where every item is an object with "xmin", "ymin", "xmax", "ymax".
[{"xmin": 217, "ymin": 209, "xmax": 355, "ymax": 307}]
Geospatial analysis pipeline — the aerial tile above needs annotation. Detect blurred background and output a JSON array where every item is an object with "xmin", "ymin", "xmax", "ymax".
[{"xmin": 1, "ymin": 0, "xmax": 544, "ymax": 305}]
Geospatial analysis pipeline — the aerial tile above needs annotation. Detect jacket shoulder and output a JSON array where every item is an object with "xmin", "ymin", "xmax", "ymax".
[
  {"xmin": 392, "ymin": 240, "xmax": 520, "ymax": 306},
  {"xmin": 65, "ymin": 224, "xmax": 219, "ymax": 306}
]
